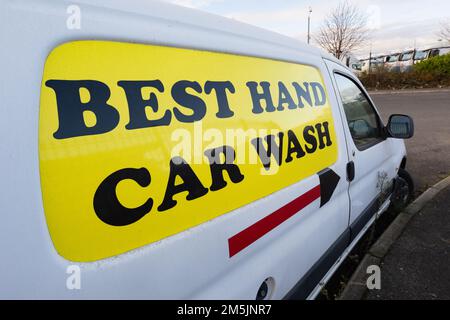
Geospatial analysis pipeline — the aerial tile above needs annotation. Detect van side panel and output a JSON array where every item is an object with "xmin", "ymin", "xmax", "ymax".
[{"xmin": 0, "ymin": 0, "xmax": 350, "ymax": 299}]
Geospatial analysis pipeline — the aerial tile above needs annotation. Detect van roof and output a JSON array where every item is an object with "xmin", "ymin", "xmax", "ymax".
[{"xmin": 76, "ymin": 0, "xmax": 342, "ymax": 65}]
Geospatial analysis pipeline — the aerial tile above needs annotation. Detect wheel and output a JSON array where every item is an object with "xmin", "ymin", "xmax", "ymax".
[{"xmin": 391, "ymin": 168, "xmax": 414, "ymax": 212}]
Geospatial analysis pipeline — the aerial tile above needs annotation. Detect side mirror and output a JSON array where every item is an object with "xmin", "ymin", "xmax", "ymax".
[{"xmin": 386, "ymin": 114, "xmax": 414, "ymax": 139}]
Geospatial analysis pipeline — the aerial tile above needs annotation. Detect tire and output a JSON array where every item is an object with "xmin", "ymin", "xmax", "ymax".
[{"xmin": 391, "ymin": 168, "xmax": 414, "ymax": 213}]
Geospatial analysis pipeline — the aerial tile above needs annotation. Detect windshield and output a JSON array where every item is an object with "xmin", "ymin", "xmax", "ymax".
[
  {"xmin": 414, "ymin": 50, "xmax": 428, "ymax": 60},
  {"xmin": 386, "ymin": 54, "xmax": 399, "ymax": 62},
  {"xmin": 352, "ymin": 63, "xmax": 362, "ymax": 71},
  {"xmin": 400, "ymin": 52, "xmax": 414, "ymax": 61}
]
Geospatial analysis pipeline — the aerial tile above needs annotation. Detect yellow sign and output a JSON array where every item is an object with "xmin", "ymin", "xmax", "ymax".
[{"xmin": 39, "ymin": 41, "xmax": 338, "ymax": 262}]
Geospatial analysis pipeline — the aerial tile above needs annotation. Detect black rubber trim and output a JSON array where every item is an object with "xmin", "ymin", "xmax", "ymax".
[
  {"xmin": 284, "ymin": 229, "xmax": 351, "ymax": 300},
  {"xmin": 349, "ymin": 196, "xmax": 380, "ymax": 242},
  {"xmin": 400, "ymin": 157, "xmax": 407, "ymax": 169},
  {"xmin": 284, "ymin": 194, "xmax": 384, "ymax": 300}
]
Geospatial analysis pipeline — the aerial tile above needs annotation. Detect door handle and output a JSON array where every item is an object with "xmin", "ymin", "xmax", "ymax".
[{"xmin": 347, "ymin": 161, "xmax": 355, "ymax": 182}]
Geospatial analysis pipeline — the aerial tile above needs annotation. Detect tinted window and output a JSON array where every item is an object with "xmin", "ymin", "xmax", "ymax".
[
  {"xmin": 400, "ymin": 52, "xmax": 414, "ymax": 61},
  {"xmin": 430, "ymin": 49, "xmax": 439, "ymax": 57},
  {"xmin": 386, "ymin": 54, "xmax": 399, "ymax": 62},
  {"xmin": 334, "ymin": 73, "xmax": 383, "ymax": 149},
  {"xmin": 414, "ymin": 50, "xmax": 428, "ymax": 60}
]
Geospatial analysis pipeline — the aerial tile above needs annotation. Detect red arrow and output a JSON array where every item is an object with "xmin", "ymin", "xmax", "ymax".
[{"xmin": 228, "ymin": 168, "xmax": 340, "ymax": 258}]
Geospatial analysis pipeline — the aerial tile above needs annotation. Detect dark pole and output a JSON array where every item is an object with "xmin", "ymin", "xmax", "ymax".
[{"xmin": 307, "ymin": 7, "xmax": 312, "ymax": 44}]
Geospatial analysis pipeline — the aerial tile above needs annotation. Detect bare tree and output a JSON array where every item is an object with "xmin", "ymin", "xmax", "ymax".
[
  {"xmin": 438, "ymin": 20, "xmax": 450, "ymax": 42},
  {"xmin": 314, "ymin": 2, "xmax": 369, "ymax": 59}
]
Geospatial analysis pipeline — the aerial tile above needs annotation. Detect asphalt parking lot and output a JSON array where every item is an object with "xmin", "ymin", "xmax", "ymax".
[{"xmin": 370, "ymin": 89, "xmax": 450, "ymax": 196}]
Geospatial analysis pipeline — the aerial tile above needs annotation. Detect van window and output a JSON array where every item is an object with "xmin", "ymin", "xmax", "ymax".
[
  {"xmin": 334, "ymin": 73, "xmax": 383, "ymax": 150},
  {"xmin": 386, "ymin": 54, "xmax": 399, "ymax": 62},
  {"xmin": 430, "ymin": 49, "xmax": 439, "ymax": 57},
  {"xmin": 414, "ymin": 50, "xmax": 428, "ymax": 60},
  {"xmin": 352, "ymin": 63, "xmax": 362, "ymax": 71},
  {"xmin": 400, "ymin": 52, "xmax": 414, "ymax": 61}
]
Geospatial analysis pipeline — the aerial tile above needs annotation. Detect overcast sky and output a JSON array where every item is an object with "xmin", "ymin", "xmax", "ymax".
[{"xmin": 163, "ymin": 0, "xmax": 450, "ymax": 58}]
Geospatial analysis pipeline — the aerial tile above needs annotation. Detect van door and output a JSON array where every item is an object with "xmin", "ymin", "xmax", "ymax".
[{"xmin": 325, "ymin": 60, "xmax": 399, "ymax": 241}]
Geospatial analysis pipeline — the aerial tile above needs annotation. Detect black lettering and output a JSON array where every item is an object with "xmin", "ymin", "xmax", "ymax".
[
  {"xmin": 204, "ymin": 146, "xmax": 244, "ymax": 191},
  {"xmin": 292, "ymin": 82, "xmax": 313, "ymax": 108},
  {"xmin": 172, "ymin": 80, "xmax": 207, "ymax": 122},
  {"xmin": 93, "ymin": 167, "xmax": 153, "ymax": 226},
  {"xmin": 251, "ymin": 132, "xmax": 284, "ymax": 170},
  {"xmin": 315, "ymin": 121, "xmax": 332, "ymax": 149},
  {"xmin": 303, "ymin": 125, "xmax": 317, "ymax": 153},
  {"xmin": 285, "ymin": 129, "xmax": 306, "ymax": 162},
  {"xmin": 204, "ymin": 81, "xmax": 235, "ymax": 118},
  {"xmin": 158, "ymin": 156, "xmax": 208, "ymax": 212},
  {"xmin": 246, "ymin": 81, "xmax": 275, "ymax": 114},
  {"xmin": 46, "ymin": 80, "xmax": 120, "ymax": 139},
  {"xmin": 118, "ymin": 80, "xmax": 171, "ymax": 129},
  {"xmin": 277, "ymin": 82, "xmax": 297, "ymax": 111}
]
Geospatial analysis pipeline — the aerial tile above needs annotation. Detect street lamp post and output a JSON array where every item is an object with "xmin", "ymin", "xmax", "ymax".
[{"xmin": 307, "ymin": 7, "xmax": 312, "ymax": 44}]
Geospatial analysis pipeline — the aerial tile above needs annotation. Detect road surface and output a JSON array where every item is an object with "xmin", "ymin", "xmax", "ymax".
[
  {"xmin": 365, "ymin": 182, "xmax": 450, "ymax": 300},
  {"xmin": 370, "ymin": 89, "xmax": 450, "ymax": 196}
]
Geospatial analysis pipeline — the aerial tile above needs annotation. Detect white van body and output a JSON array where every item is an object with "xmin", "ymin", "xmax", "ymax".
[
  {"xmin": 0, "ymin": 0, "xmax": 409, "ymax": 299},
  {"xmin": 399, "ymin": 50, "xmax": 415, "ymax": 72},
  {"xmin": 384, "ymin": 53, "xmax": 401, "ymax": 72},
  {"xmin": 342, "ymin": 54, "xmax": 362, "ymax": 76},
  {"xmin": 414, "ymin": 49, "xmax": 431, "ymax": 65},
  {"xmin": 360, "ymin": 55, "xmax": 386, "ymax": 74},
  {"xmin": 430, "ymin": 46, "xmax": 450, "ymax": 57},
  {"xmin": 360, "ymin": 58, "xmax": 378, "ymax": 73}
]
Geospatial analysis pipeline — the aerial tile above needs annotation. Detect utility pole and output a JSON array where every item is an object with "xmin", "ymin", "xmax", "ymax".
[{"xmin": 307, "ymin": 7, "xmax": 312, "ymax": 44}]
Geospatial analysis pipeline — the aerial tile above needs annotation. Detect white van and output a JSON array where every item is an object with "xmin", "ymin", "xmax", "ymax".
[
  {"xmin": 0, "ymin": 0, "xmax": 414, "ymax": 300},
  {"xmin": 429, "ymin": 46, "xmax": 450, "ymax": 57},
  {"xmin": 343, "ymin": 55, "xmax": 363, "ymax": 76},
  {"xmin": 414, "ymin": 49, "xmax": 431, "ymax": 64},
  {"xmin": 385, "ymin": 53, "xmax": 401, "ymax": 72},
  {"xmin": 360, "ymin": 57, "xmax": 384, "ymax": 74},
  {"xmin": 398, "ymin": 50, "xmax": 415, "ymax": 72}
]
